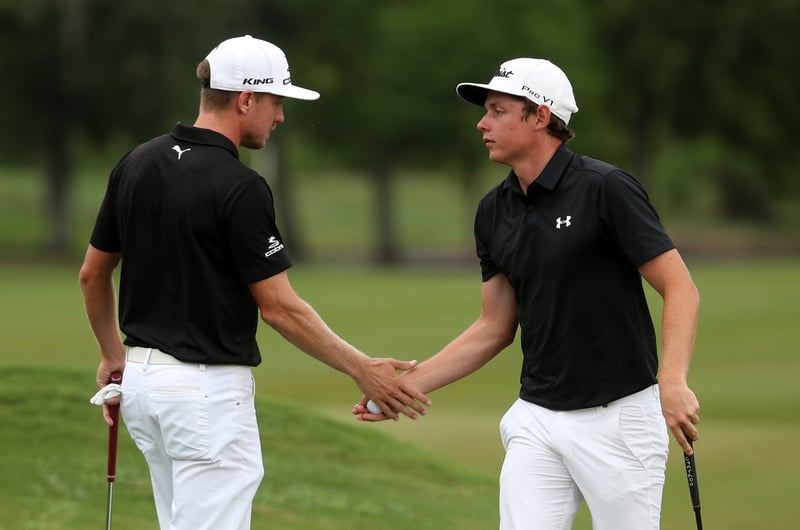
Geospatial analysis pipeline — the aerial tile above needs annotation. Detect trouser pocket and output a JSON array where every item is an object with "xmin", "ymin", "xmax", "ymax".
[{"xmin": 151, "ymin": 387, "xmax": 210, "ymax": 460}]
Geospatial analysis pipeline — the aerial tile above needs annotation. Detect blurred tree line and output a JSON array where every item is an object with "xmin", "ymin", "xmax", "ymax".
[{"xmin": 1, "ymin": 0, "xmax": 797, "ymax": 260}]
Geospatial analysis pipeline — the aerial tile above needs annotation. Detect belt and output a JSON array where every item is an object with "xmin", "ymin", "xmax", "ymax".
[{"xmin": 126, "ymin": 346, "xmax": 186, "ymax": 365}]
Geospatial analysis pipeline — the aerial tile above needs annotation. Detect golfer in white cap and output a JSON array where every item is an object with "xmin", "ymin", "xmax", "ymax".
[
  {"xmin": 81, "ymin": 35, "xmax": 430, "ymax": 530},
  {"xmin": 356, "ymin": 58, "xmax": 700, "ymax": 530}
]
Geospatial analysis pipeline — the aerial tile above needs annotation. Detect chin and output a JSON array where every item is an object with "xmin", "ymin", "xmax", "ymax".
[
  {"xmin": 242, "ymin": 137, "xmax": 267, "ymax": 150},
  {"xmin": 488, "ymin": 152, "xmax": 506, "ymax": 165}
]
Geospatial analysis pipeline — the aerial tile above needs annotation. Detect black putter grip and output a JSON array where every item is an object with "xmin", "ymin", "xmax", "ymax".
[
  {"xmin": 684, "ymin": 437, "xmax": 703, "ymax": 529},
  {"xmin": 684, "ymin": 439, "xmax": 701, "ymax": 508}
]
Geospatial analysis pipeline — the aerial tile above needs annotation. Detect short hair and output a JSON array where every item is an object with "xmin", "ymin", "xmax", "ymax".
[
  {"xmin": 196, "ymin": 59, "xmax": 238, "ymax": 110},
  {"xmin": 520, "ymin": 97, "xmax": 575, "ymax": 143}
]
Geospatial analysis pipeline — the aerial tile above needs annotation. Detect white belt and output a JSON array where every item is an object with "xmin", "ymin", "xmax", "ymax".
[{"xmin": 126, "ymin": 346, "xmax": 186, "ymax": 365}]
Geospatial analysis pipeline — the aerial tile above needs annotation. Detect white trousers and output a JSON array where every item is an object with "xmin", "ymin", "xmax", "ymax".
[
  {"xmin": 499, "ymin": 385, "xmax": 668, "ymax": 530},
  {"xmin": 120, "ymin": 348, "xmax": 264, "ymax": 530}
]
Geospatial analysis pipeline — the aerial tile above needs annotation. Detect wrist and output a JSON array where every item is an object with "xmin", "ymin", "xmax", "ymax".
[
  {"xmin": 658, "ymin": 374, "xmax": 687, "ymax": 386},
  {"xmin": 346, "ymin": 351, "xmax": 372, "ymax": 380}
]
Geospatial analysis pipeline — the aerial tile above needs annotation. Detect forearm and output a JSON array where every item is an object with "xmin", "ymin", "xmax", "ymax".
[
  {"xmin": 264, "ymin": 296, "xmax": 368, "ymax": 377},
  {"xmin": 253, "ymin": 272, "xmax": 429, "ymax": 419},
  {"xmin": 656, "ymin": 276, "xmax": 701, "ymax": 452},
  {"xmin": 80, "ymin": 274, "xmax": 125, "ymax": 362},
  {"xmin": 657, "ymin": 281, "xmax": 700, "ymax": 384},
  {"xmin": 410, "ymin": 273, "xmax": 517, "ymax": 393},
  {"xmin": 408, "ymin": 317, "xmax": 514, "ymax": 394},
  {"xmin": 639, "ymin": 249, "xmax": 700, "ymax": 384},
  {"xmin": 79, "ymin": 247, "xmax": 125, "ymax": 364}
]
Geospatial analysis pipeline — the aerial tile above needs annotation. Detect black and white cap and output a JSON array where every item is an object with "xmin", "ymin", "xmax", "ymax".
[
  {"xmin": 456, "ymin": 58, "xmax": 578, "ymax": 124},
  {"xmin": 205, "ymin": 35, "xmax": 320, "ymax": 101}
]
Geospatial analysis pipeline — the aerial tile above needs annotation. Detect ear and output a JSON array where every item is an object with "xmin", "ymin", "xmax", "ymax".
[
  {"xmin": 535, "ymin": 105, "xmax": 552, "ymax": 129},
  {"xmin": 237, "ymin": 90, "xmax": 255, "ymax": 114}
]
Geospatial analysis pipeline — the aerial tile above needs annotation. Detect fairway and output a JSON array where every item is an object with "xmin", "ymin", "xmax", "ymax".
[{"xmin": 1, "ymin": 259, "xmax": 798, "ymax": 529}]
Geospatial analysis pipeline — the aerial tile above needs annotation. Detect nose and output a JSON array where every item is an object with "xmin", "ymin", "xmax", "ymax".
[{"xmin": 477, "ymin": 113, "xmax": 489, "ymax": 131}]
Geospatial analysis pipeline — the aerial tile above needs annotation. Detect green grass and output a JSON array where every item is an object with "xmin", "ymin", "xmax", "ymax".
[
  {"xmin": 0, "ymin": 260, "xmax": 799, "ymax": 528},
  {"xmin": 0, "ymin": 366, "xmax": 496, "ymax": 530}
]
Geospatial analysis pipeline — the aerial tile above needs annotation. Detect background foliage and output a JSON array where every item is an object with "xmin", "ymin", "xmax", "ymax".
[{"xmin": 1, "ymin": 0, "xmax": 798, "ymax": 259}]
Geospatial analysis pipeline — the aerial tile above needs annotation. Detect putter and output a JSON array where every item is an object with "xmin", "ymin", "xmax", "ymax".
[
  {"xmin": 105, "ymin": 371, "xmax": 123, "ymax": 530},
  {"xmin": 683, "ymin": 436, "xmax": 703, "ymax": 530}
]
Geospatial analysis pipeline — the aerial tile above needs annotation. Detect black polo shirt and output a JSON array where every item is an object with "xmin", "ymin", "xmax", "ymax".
[
  {"xmin": 475, "ymin": 144, "xmax": 675, "ymax": 410},
  {"xmin": 90, "ymin": 123, "xmax": 292, "ymax": 365}
]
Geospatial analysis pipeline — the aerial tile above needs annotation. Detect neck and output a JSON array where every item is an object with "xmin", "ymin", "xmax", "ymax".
[
  {"xmin": 513, "ymin": 139, "xmax": 561, "ymax": 193},
  {"xmin": 194, "ymin": 111, "xmax": 241, "ymax": 147}
]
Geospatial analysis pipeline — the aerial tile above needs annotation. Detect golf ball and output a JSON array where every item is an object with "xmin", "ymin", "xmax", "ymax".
[{"xmin": 366, "ymin": 400, "xmax": 383, "ymax": 415}]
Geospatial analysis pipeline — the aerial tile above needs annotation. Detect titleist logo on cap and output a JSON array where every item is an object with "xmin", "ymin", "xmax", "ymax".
[{"xmin": 456, "ymin": 58, "xmax": 579, "ymax": 124}]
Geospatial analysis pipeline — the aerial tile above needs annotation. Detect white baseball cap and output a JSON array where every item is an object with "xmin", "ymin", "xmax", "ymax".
[
  {"xmin": 456, "ymin": 58, "xmax": 578, "ymax": 124},
  {"xmin": 205, "ymin": 35, "xmax": 320, "ymax": 100}
]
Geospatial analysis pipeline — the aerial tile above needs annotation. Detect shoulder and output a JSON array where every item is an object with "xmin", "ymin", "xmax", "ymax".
[
  {"xmin": 115, "ymin": 132, "xmax": 167, "ymax": 159},
  {"xmin": 568, "ymin": 153, "xmax": 624, "ymax": 182},
  {"xmin": 571, "ymin": 153, "xmax": 618, "ymax": 173},
  {"xmin": 231, "ymin": 165, "xmax": 270, "ymax": 191},
  {"xmin": 566, "ymin": 154, "xmax": 649, "ymax": 196},
  {"xmin": 107, "ymin": 134, "xmax": 171, "ymax": 181},
  {"xmin": 129, "ymin": 133, "xmax": 174, "ymax": 157}
]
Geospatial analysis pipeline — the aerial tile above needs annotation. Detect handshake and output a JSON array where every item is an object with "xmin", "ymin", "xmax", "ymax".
[
  {"xmin": 352, "ymin": 397, "xmax": 426, "ymax": 422},
  {"xmin": 350, "ymin": 357, "xmax": 430, "ymax": 422}
]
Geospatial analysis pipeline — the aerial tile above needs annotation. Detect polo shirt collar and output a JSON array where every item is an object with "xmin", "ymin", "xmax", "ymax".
[
  {"xmin": 501, "ymin": 143, "xmax": 574, "ymax": 195},
  {"xmin": 170, "ymin": 122, "xmax": 239, "ymax": 159}
]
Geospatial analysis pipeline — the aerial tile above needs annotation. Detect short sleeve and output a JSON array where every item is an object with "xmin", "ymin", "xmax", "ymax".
[
  {"xmin": 89, "ymin": 169, "xmax": 123, "ymax": 253},
  {"xmin": 474, "ymin": 197, "xmax": 500, "ymax": 282},
  {"xmin": 226, "ymin": 177, "xmax": 292, "ymax": 284},
  {"xmin": 597, "ymin": 169, "xmax": 675, "ymax": 267}
]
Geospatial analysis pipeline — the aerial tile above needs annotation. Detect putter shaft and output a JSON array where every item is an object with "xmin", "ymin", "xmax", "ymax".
[{"xmin": 106, "ymin": 482, "xmax": 115, "ymax": 530}]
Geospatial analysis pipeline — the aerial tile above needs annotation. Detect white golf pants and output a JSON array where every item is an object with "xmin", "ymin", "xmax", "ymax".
[
  {"xmin": 499, "ymin": 385, "xmax": 668, "ymax": 530},
  {"xmin": 120, "ymin": 347, "xmax": 264, "ymax": 530}
]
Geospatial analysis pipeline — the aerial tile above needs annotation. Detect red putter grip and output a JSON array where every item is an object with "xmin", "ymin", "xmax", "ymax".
[{"xmin": 106, "ymin": 371, "xmax": 123, "ymax": 483}]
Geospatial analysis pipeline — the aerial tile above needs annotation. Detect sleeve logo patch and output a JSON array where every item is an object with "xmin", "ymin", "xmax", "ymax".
[{"xmin": 264, "ymin": 236, "xmax": 285, "ymax": 258}]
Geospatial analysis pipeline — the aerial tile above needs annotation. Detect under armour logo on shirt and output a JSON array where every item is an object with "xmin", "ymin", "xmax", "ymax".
[
  {"xmin": 556, "ymin": 216, "xmax": 572, "ymax": 229},
  {"xmin": 172, "ymin": 145, "xmax": 192, "ymax": 160}
]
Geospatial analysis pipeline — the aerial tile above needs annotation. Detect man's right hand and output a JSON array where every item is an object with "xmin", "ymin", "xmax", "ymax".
[{"xmin": 353, "ymin": 357, "xmax": 430, "ymax": 420}]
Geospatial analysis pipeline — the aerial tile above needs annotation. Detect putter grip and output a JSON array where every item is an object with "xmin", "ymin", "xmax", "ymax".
[
  {"xmin": 684, "ymin": 439, "xmax": 701, "ymax": 508},
  {"xmin": 106, "ymin": 371, "xmax": 123, "ymax": 483}
]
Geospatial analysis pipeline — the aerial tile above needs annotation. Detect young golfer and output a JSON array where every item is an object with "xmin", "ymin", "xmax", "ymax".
[{"xmin": 356, "ymin": 58, "xmax": 700, "ymax": 530}]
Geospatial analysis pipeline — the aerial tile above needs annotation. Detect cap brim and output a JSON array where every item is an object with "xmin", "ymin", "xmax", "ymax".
[
  {"xmin": 269, "ymin": 84, "xmax": 320, "ymax": 101},
  {"xmin": 456, "ymin": 83, "xmax": 491, "ymax": 106},
  {"xmin": 457, "ymin": 81, "xmax": 531, "ymax": 107}
]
